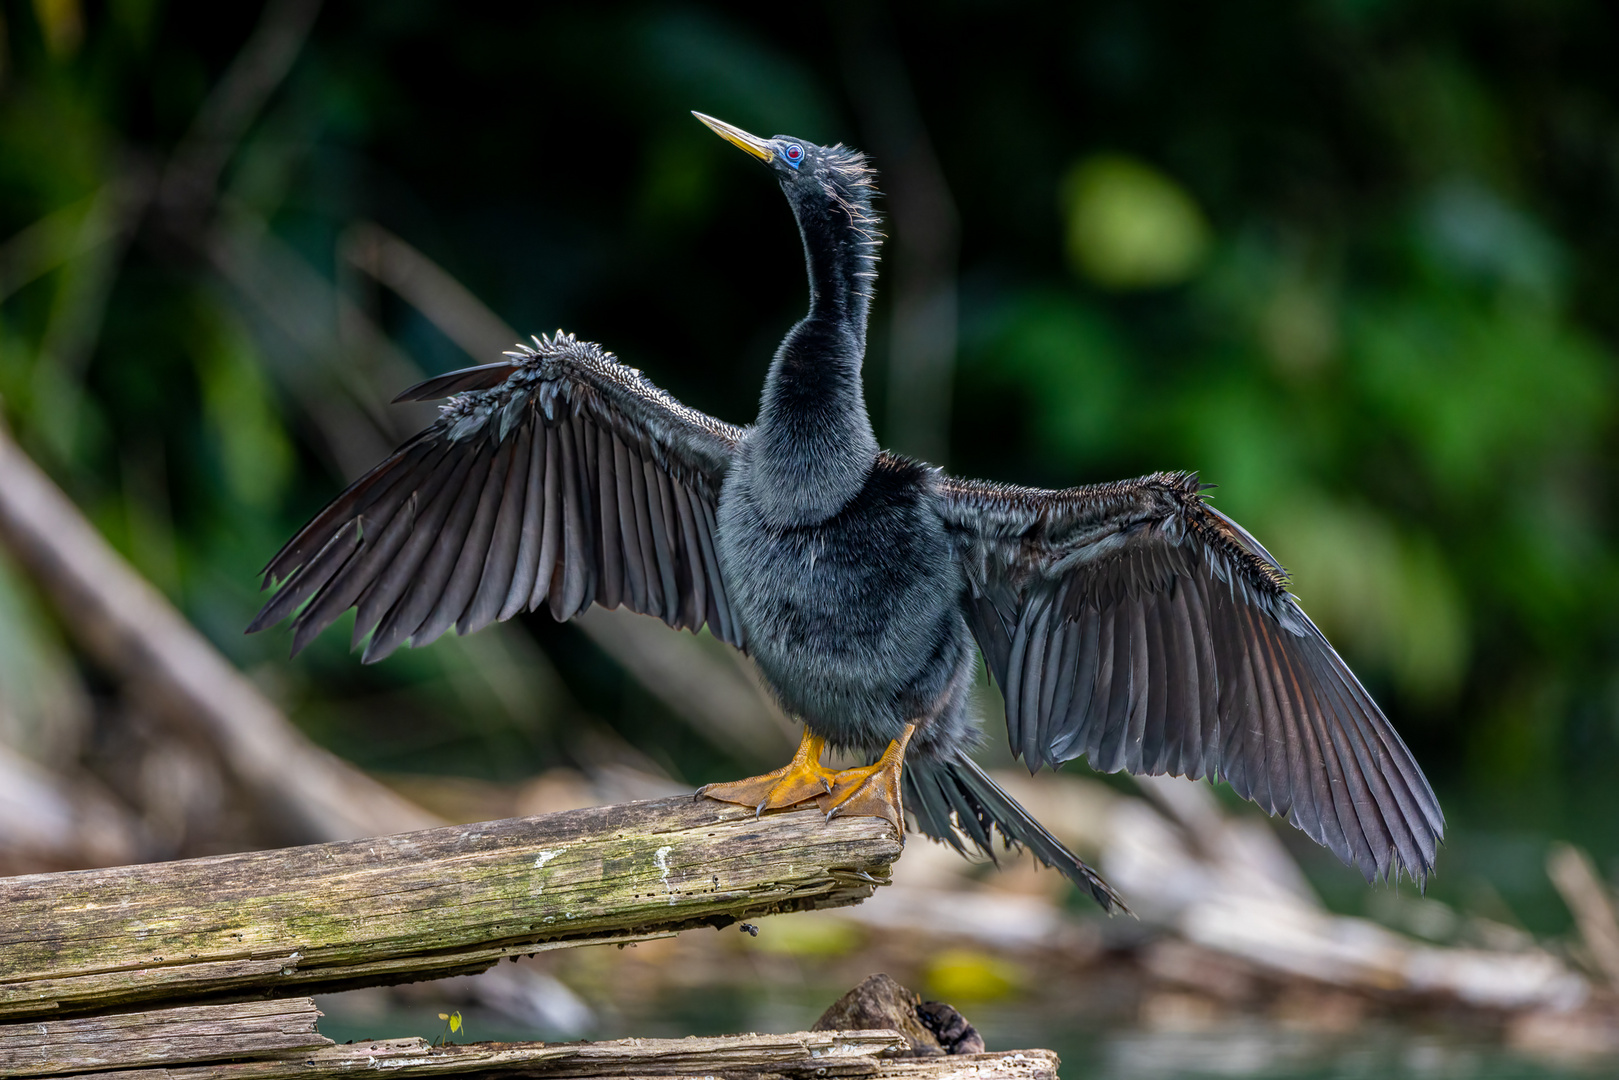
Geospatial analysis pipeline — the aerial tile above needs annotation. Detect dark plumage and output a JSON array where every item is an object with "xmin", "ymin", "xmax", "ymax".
[{"xmin": 251, "ymin": 114, "xmax": 1443, "ymax": 911}]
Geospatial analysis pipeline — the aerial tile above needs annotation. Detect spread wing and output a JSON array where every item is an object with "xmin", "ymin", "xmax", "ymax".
[
  {"xmin": 937, "ymin": 469, "xmax": 1443, "ymax": 882},
  {"xmin": 250, "ymin": 333, "xmax": 745, "ymax": 659}
]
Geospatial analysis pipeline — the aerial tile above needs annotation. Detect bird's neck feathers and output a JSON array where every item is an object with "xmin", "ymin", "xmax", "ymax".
[
  {"xmin": 789, "ymin": 147, "xmax": 881, "ymax": 329},
  {"xmin": 751, "ymin": 147, "xmax": 883, "ymax": 526}
]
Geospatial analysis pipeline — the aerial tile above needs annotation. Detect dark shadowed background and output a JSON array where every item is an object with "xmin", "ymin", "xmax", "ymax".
[{"xmin": 3, "ymin": 2, "xmax": 1619, "ymax": 1076}]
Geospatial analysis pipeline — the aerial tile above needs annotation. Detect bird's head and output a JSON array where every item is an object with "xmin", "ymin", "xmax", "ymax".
[
  {"xmin": 693, "ymin": 111, "xmax": 880, "ymax": 300},
  {"xmin": 693, "ymin": 111, "xmax": 825, "ymax": 177}
]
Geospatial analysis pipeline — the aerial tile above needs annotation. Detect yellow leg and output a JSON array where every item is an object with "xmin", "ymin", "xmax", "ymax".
[
  {"xmin": 817, "ymin": 724, "xmax": 916, "ymax": 837},
  {"xmin": 698, "ymin": 728, "xmax": 837, "ymax": 816}
]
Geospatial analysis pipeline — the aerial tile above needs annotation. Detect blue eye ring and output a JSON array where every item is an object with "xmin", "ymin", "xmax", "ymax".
[{"xmin": 782, "ymin": 143, "xmax": 804, "ymax": 169}]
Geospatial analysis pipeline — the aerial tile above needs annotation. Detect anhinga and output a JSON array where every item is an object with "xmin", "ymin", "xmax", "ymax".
[{"xmin": 251, "ymin": 113, "xmax": 1443, "ymax": 911}]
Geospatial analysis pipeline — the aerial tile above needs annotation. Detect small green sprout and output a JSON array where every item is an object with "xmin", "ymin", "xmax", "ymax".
[{"xmin": 434, "ymin": 1010, "xmax": 463, "ymax": 1047}]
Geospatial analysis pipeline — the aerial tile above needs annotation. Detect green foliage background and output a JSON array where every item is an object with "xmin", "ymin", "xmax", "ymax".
[{"xmin": 3, "ymin": 0, "xmax": 1619, "ymax": 931}]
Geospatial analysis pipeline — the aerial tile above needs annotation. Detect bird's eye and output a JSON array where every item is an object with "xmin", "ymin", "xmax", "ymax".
[{"xmin": 782, "ymin": 143, "xmax": 804, "ymax": 168}]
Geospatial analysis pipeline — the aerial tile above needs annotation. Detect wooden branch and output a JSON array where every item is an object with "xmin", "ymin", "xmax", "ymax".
[
  {"xmin": 1, "ymin": 1000, "xmax": 326, "ymax": 1078},
  {"xmin": 0, "ymin": 420, "xmax": 442, "ymax": 845},
  {"xmin": 0, "ymin": 796, "xmax": 900, "ymax": 1021},
  {"xmin": 1, "ymin": 1004, "xmax": 1058, "ymax": 1080}
]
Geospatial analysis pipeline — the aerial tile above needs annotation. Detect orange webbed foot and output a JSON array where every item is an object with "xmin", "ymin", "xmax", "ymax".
[
  {"xmin": 698, "ymin": 730, "xmax": 836, "ymax": 815},
  {"xmin": 816, "ymin": 724, "xmax": 915, "ymax": 838}
]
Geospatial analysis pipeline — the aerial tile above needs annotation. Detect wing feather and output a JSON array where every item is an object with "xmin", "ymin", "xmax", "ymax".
[
  {"xmin": 594, "ymin": 429, "xmax": 623, "ymax": 612},
  {"xmin": 626, "ymin": 447, "xmax": 658, "ymax": 618},
  {"xmin": 1140, "ymin": 593, "xmax": 1171, "ymax": 775},
  {"xmin": 529, "ymin": 423, "xmax": 564, "ymax": 611},
  {"xmin": 463, "ymin": 421, "xmax": 533, "ymax": 635},
  {"xmin": 499, "ymin": 423, "xmax": 546, "ymax": 620},
  {"xmin": 936, "ymin": 469, "xmax": 1444, "ymax": 882},
  {"xmin": 253, "ymin": 333, "xmax": 744, "ymax": 658},
  {"xmin": 420, "ymin": 435, "xmax": 515, "ymax": 645},
  {"xmin": 552, "ymin": 413, "xmax": 591, "ymax": 621},
  {"xmin": 337, "ymin": 448, "xmax": 479, "ymax": 653},
  {"xmin": 612, "ymin": 432, "xmax": 644, "ymax": 612},
  {"xmin": 367, "ymin": 442, "xmax": 497, "ymax": 659},
  {"xmin": 648, "ymin": 465, "xmax": 682, "ymax": 622},
  {"xmin": 670, "ymin": 479, "xmax": 705, "ymax": 629}
]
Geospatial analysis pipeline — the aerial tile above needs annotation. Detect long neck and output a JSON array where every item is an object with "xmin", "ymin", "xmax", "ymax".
[{"xmin": 749, "ymin": 177, "xmax": 882, "ymax": 526}]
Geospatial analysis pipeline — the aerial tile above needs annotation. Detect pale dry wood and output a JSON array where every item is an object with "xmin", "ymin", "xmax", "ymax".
[
  {"xmin": 859, "ymin": 1053, "xmax": 1060, "ymax": 1080},
  {"xmin": 0, "ymin": 999, "xmax": 329, "ymax": 1078},
  {"xmin": 0, "ymin": 796, "xmax": 900, "ymax": 1021},
  {"xmin": 1547, "ymin": 842, "xmax": 1619, "ymax": 990},
  {"xmin": 41, "ymin": 1027, "xmax": 1058, "ymax": 1080}
]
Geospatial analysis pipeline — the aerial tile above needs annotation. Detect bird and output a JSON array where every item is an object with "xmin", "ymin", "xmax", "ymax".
[{"xmin": 250, "ymin": 112, "xmax": 1444, "ymax": 912}]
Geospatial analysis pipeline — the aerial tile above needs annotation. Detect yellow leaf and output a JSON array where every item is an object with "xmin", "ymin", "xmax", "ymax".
[
  {"xmin": 923, "ymin": 948, "xmax": 1023, "ymax": 1002},
  {"xmin": 31, "ymin": 0, "xmax": 82, "ymax": 58}
]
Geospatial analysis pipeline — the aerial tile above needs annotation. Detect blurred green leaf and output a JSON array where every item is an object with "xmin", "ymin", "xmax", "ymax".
[
  {"xmin": 1351, "ymin": 293, "xmax": 1610, "ymax": 501},
  {"xmin": 194, "ymin": 311, "xmax": 293, "ymax": 511},
  {"xmin": 1060, "ymin": 153, "xmax": 1211, "ymax": 290},
  {"xmin": 970, "ymin": 292, "xmax": 1130, "ymax": 463},
  {"xmin": 1268, "ymin": 493, "xmax": 1469, "ymax": 705}
]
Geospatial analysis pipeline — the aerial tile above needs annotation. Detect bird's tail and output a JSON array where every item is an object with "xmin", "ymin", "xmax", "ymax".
[{"xmin": 904, "ymin": 755, "xmax": 1130, "ymax": 915}]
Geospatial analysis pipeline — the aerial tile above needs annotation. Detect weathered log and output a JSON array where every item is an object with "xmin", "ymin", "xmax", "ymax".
[
  {"xmin": 0, "ymin": 796, "xmax": 900, "ymax": 1021},
  {"xmin": 0, "ymin": 1010, "xmax": 1057, "ymax": 1080},
  {"xmin": 0, "ymin": 999, "xmax": 327, "ymax": 1077},
  {"xmin": 815, "ymin": 973, "xmax": 985, "ymax": 1057}
]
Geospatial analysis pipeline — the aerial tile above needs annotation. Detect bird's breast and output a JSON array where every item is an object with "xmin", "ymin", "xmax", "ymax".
[{"xmin": 715, "ymin": 452, "xmax": 966, "ymax": 738}]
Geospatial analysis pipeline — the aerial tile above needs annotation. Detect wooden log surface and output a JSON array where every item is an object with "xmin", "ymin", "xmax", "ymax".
[
  {"xmin": 189, "ymin": 1036, "xmax": 1058, "ymax": 1080},
  {"xmin": 0, "ymin": 999, "xmax": 328, "ymax": 1078},
  {"xmin": 0, "ymin": 796, "xmax": 900, "ymax": 1022},
  {"xmin": 1, "ymin": 1010, "xmax": 1057, "ymax": 1080}
]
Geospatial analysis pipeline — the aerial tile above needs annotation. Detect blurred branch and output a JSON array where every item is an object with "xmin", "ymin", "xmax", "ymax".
[
  {"xmin": 207, "ymin": 204, "xmax": 416, "ymax": 475},
  {"xmin": 1102, "ymin": 775, "xmax": 1588, "ymax": 1011},
  {"xmin": 339, "ymin": 221, "xmax": 516, "ymax": 359},
  {"xmin": 159, "ymin": 0, "xmax": 325, "ymax": 228},
  {"xmin": 0, "ymin": 419, "xmax": 441, "ymax": 843},
  {"xmin": 0, "ymin": 175, "xmax": 150, "ymax": 307},
  {"xmin": 576, "ymin": 607, "xmax": 797, "ymax": 764},
  {"xmin": 1132, "ymin": 772, "xmax": 1319, "ymax": 907},
  {"xmin": 0, "ymin": 740, "xmax": 139, "ymax": 875},
  {"xmin": 1547, "ymin": 842, "xmax": 1619, "ymax": 990}
]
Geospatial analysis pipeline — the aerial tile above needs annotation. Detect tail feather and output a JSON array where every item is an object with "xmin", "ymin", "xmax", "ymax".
[{"xmin": 905, "ymin": 755, "xmax": 1130, "ymax": 915}]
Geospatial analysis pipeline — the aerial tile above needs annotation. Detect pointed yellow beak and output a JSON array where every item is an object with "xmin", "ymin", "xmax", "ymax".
[{"xmin": 692, "ymin": 112, "xmax": 775, "ymax": 163}]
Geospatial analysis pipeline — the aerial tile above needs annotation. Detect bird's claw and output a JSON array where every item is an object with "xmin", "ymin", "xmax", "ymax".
[
  {"xmin": 817, "ymin": 763, "xmax": 905, "ymax": 838},
  {"xmin": 698, "ymin": 731, "xmax": 837, "ymax": 815},
  {"xmin": 811, "ymin": 723, "xmax": 914, "ymax": 838}
]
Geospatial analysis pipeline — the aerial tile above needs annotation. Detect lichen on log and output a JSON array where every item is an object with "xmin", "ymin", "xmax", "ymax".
[{"xmin": 0, "ymin": 796, "xmax": 900, "ymax": 1021}]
